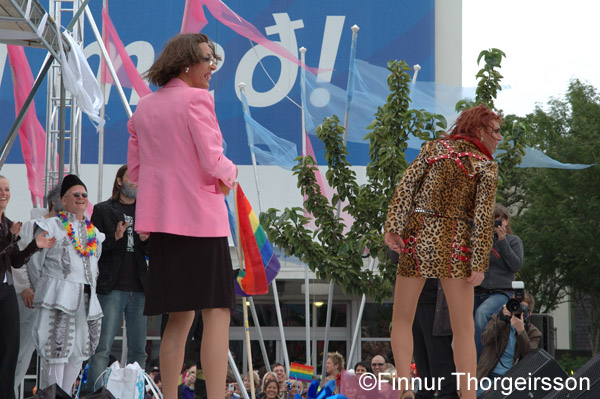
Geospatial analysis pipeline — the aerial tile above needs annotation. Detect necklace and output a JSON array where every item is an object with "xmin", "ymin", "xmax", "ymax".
[{"xmin": 58, "ymin": 211, "xmax": 97, "ymax": 258}]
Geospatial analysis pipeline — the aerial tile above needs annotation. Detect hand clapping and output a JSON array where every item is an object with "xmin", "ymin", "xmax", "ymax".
[
  {"xmin": 10, "ymin": 221, "xmax": 22, "ymax": 236},
  {"xmin": 35, "ymin": 232, "xmax": 56, "ymax": 249}
]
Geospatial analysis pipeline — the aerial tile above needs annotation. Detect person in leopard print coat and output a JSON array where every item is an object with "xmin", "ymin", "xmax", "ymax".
[{"xmin": 385, "ymin": 104, "xmax": 502, "ymax": 399}]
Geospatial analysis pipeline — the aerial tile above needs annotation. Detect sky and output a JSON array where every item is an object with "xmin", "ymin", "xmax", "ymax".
[{"xmin": 462, "ymin": 0, "xmax": 600, "ymax": 117}]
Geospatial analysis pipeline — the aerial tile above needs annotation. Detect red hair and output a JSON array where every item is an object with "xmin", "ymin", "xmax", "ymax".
[{"xmin": 444, "ymin": 104, "xmax": 502, "ymax": 139}]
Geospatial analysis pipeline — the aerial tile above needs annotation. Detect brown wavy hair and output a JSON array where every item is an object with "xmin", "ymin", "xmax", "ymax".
[
  {"xmin": 145, "ymin": 33, "xmax": 221, "ymax": 87},
  {"xmin": 444, "ymin": 104, "xmax": 502, "ymax": 140},
  {"xmin": 494, "ymin": 203, "xmax": 513, "ymax": 234}
]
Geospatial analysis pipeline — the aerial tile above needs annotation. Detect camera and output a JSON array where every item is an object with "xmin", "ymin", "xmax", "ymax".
[
  {"xmin": 494, "ymin": 220, "xmax": 502, "ymax": 228},
  {"xmin": 504, "ymin": 281, "xmax": 529, "ymax": 323},
  {"xmin": 228, "ymin": 384, "xmax": 235, "ymax": 392}
]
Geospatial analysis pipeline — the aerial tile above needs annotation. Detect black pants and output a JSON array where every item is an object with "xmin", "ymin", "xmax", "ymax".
[
  {"xmin": 413, "ymin": 303, "xmax": 458, "ymax": 399},
  {"xmin": 0, "ymin": 282, "xmax": 19, "ymax": 399}
]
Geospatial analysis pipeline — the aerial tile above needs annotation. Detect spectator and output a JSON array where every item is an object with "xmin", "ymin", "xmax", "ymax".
[
  {"xmin": 381, "ymin": 364, "xmax": 397, "ymax": 382},
  {"xmin": 225, "ymin": 371, "xmax": 240, "ymax": 399},
  {"xmin": 272, "ymin": 363, "xmax": 287, "ymax": 395},
  {"xmin": 370, "ymin": 355, "xmax": 386, "ymax": 376},
  {"xmin": 0, "ymin": 175, "xmax": 54, "ymax": 399},
  {"xmin": 149, "ymin": 366, "xmax": 160, "ymax": 382},
  {"xmin": 13, "ymin": 185, "xmax": 62, "ymax": 396},
  {"xmin": 83, "ymin": 165, "xmax": 149, "ymax": 395},
  {"xmin": 324, "ymin": 352, "xmax": 345, "ymax": 393},
  {"xmin": 32, "ymin": 175, "xmax": 103, "ymax": 392},
  {"xmin": 145, "ymin": 372, "xmax": 162, "ymax": 399},
  {"xmin": 257, "ymin": 372, "xmax": 278, "ymax": 399},
  {"xmin": 242, "ymin": 371, "xmax": 260, "ymax": 396},
  {"xmin": 179, "ymin": 361, "xmax": 197, "ymax": 399},
  {"xmin": 353, "ymin": 362, "xmax": 370, "ymax": 376},
  {"xmin": 263, "ymin": 380, "xmax": 279, "ymax": 399},
  {"xmin": 287, "ymin": 380, "xmax": 304, "ymax": 398},
  {"xmin": 476, "ymin": 292, "xmax": 541, "ymax": 396},
  {"xmin": 474, "ymin": 203, "xmax": 523, "ymax": 359}
]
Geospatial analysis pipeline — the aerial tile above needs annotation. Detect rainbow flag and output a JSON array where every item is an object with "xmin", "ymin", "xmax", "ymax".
[
  {"xmin": 289, "ymin": 363, "xmax": 314, "ymax": 382},
  {"xmin": 234, "ymin": 184, "xmax": 280, "ymax": 296}
]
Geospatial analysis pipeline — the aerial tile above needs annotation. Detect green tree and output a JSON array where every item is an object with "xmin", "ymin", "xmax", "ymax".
[{"xmin": 513, "ymin": 79, "xmax": 600, "ymax": 353}]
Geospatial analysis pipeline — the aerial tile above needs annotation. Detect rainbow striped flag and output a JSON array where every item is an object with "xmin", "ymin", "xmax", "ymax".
[
  {"xmin": 234, "ymin": 184, "xmax": 280, "ymax": 296},
  {"xmin": 289, "ymin": 362, "xmax": 314, "ymax": 382}
]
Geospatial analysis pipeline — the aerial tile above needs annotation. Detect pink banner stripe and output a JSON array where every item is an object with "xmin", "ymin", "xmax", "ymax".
[
  {"xmin": 101, "ymin": 5, "xmax": 152, "ymax": 98},
  {"xmin": 7, "ymin": 45, "xmax": 47, "ymax": 207},
  {"xmin": 180, "ymin": 0, "xmax": 327, "ymax": 76}
]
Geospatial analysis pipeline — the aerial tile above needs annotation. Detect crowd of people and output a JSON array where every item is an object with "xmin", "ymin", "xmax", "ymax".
[{"xmin": 0, "ymin": 31, "xmax": 546, "ymax": 399}]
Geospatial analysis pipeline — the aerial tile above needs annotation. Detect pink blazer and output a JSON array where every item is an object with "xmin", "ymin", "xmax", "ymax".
[{"xmin": 127, "ymin": 78, "xmax": 236, "ymax": 237}]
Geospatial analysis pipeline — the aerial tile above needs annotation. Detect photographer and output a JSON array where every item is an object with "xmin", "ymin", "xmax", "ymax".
[
  {"xmin": 476, "ymin": 292, "xmax": 541, "ymax": 395},
  {"xmin": 474, "ymin": 204, "xmax": 524, "ymax": 359}
]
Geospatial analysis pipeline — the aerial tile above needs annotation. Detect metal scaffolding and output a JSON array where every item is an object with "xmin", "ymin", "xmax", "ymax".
[
  {"xmin": 0, "ymin": 0, "xmax": 131, "ymax": 206},
  {"xmin": 44, "ymin": 0, "xmax": 84, "ymax": 198}
]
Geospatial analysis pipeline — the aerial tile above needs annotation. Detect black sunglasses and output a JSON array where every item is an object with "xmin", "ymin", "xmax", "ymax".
[{"xmin": 70, "ymin": 192, "xmax": 88, "ymax": 198}]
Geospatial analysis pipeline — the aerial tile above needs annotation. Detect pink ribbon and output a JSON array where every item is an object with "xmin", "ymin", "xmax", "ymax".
[
  {"xmin": 101, "ymin": 4, "xmax": 152, "ymax": 98},
  {"xmin": 181, "ymin": 0, "xmax": 326, "ymax": 75},
  {"xmin": 7, "ymin": 45, "xmax": 47, "ymax": 207}
]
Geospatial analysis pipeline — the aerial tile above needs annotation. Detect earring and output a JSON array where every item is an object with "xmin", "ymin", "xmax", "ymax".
[{"xmin": 184, "ymin": 67, "xmax": 190, "ymax": 73}]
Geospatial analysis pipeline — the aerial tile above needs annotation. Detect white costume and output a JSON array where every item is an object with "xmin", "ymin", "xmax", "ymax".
[
  {"xmin": 31, "ymin": 212, "xmax": 105, "ymax": 389},
  {"xmin": 12, "ymin": 209, "xmax": 48, "ymax": 394}
]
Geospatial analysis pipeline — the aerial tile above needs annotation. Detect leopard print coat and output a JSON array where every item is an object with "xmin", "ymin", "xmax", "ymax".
[{"xmin": 385, "ymin": 139, "xmax": 498, "ymax": 278}]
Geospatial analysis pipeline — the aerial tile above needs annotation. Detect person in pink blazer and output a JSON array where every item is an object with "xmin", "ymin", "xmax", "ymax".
[{"xmin": 127, "ymin": 33, "xmax": 237, "ymax": 399}]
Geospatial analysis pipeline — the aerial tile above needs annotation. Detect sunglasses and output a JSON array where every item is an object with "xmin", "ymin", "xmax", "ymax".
[
  {"xmin": 69, "ymin": 192, "xmax": 88, "ymax": 198},
  {"xmin": 371, "ymin": 363, "xmax": 384, "ymax": 366}
]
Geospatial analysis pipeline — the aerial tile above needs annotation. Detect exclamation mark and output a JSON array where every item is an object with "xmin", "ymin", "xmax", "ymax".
[{"xmin": 317, "ymin": 16, "xmax": 345, "ymax": 83}]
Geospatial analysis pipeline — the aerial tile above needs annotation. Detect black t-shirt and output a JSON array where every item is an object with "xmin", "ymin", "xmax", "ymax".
[{"xmin": 114, "ymin": 202, "xmax": 144, "ymax": 292}]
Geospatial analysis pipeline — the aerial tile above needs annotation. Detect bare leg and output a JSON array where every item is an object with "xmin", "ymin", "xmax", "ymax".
[
  {"xmin": 160, "ymin": 311, "xmax": 195, "ymax": 399},
  {"xmin": 440, "ymin": 278, "xmax": 476, "ymax": 399},
  {"xmin": 391, "ymin": 276, "xmax": 425, "ymax": 397},
  {"xmin": 201, "ymin": 308, "xmax": 231, "ymax": 399}
]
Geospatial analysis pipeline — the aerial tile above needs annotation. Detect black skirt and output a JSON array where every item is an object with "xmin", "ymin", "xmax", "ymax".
[{"xmin": 144, "ymin": 233, "xmax": 235, "ymax": 315}]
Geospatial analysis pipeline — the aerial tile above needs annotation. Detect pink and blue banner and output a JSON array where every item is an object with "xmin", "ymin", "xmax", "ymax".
[{"xmin": 0, "ymin": 0, "xmax": 436, "ymax": 166}]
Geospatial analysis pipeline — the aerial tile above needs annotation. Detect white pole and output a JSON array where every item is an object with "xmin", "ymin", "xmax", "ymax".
[
  {"xmin": 299, "ymin": 47, "xmax": 312, "ymax": 367},
  {"xmin": 96, "ymin": 0, "xmax": 108, "ymax": 203},
  {"xmin": 234, "ymin": 183, "xmax": 256, "ymax": 399},
  {"xmin": 322, "ymin": 24, "xmax": 360, "ymax": 380},
  {"xmin": 411, "ymin": 64, "xmax": 422, "ymax": 86},
  {"xmin": 84, "ymin": 5, "xmax": 132, "ymax": 118},
  {"xmin": 238, "ymin": 83, "xmax": 262, "ymax": 209},
  {"xmin": 238, "ymin": 83, "xmax": 290, "ymax": 372},
  {"xmin": 228, "ymin": 350, "xmax": 250, "ymax": 399},
  {"xmin": 249, "ymin": 296, "xmax": 272, "ymax": 372},
  {"xmin": 320, "ymin": 281, "xmax": 334, "ymax": 381},
  {"xmin": 342, "ymin": 25, "xmax": 360, "ymax": 143},
  {"xmin": 300, "ymin": 47, "xmax": 307, "ymax": 157},
  {"xmin": 97, "ymin": 83, "xmax": 107, "ymax": 203},
  {"xmin": 347, "ymin": 257, "xmax": 375, "ymax": 366}
]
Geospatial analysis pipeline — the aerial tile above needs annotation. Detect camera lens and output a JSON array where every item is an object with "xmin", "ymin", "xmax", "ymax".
[{"xmin": 506, "ymin": 298, "xmax": 521, "ymax": 313}]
